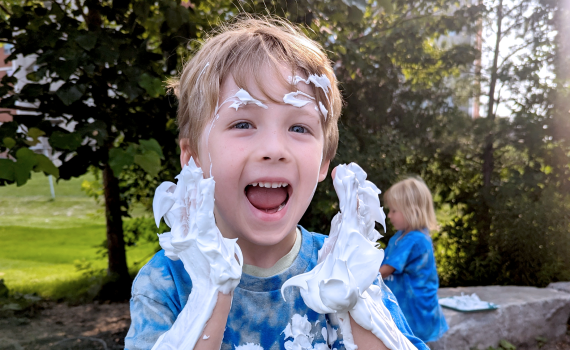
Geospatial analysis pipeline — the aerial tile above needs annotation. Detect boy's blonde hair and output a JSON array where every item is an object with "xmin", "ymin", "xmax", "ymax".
[
  {"xmin": 168, "ymin": 17, "xmax": 342, "ymax": 161},
  {"xmin": 384, "ymin": 177, "xmax": 438, "ymax": 233}
]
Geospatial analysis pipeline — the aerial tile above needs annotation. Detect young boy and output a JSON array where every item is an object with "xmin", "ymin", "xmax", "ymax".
[{"xmin": 125, "ymin": 18, "xmax": 428, "ymax": 350}]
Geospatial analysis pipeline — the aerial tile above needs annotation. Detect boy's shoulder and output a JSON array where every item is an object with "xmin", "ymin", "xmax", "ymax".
[{"xmin": 132, "ymin": 249, "xmax": 191, "ymax": 310}]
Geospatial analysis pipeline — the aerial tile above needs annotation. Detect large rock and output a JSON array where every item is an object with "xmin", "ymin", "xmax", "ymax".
[
  {"xmin": 547, "ymin": 282, "xmax": 570, "ymax": 294},
  {"xmin": 429, "ymin": 286, "xmax": 570, "ymax": 350}
]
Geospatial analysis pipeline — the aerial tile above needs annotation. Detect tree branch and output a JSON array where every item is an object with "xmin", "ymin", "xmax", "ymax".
[
  {"xmin": 0, "ymin": 3, "xmax": 11, "ymax": 16},
  {"xmin": 501, "ymin": 18, "xmax": 524, "ymax": 37},
  {"xmin": 498, "ymin": 41, "xmax": 533, "ymax": 68},
  {"xmin": 353, "ymin": 14, "xmax": 435, "ymax": 42},
  {"xmin": 3, "ymin": 105, "xmax": 40, "ymax": 112}
]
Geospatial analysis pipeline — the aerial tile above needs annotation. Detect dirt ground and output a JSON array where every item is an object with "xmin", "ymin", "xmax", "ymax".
[
  {"xmin": 0, "ymin": 302, "xmax": 130, "ymax": 350},
  {"xmin": 0, "ymin": 301, "xmax": 568, "ymax": 350}
]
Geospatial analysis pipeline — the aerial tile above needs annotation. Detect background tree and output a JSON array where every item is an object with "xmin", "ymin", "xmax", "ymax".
[
  {"xmin": 434, "ymin": 0, "xmax": 570, "ymax": 286},
  {"xmin": 1, "ymin": 0, "xmax": 568, "ymax": 293},
  {"xmin": 0, "ymin": 0, "xmax": 235, "ymax": 299}
]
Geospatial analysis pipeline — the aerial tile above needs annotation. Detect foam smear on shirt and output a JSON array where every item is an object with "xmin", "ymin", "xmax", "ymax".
[
  {"xmin": 281, "ymin": 163, "xmax": 416, "ymax": 350},
  {"xmin": 151, "ymin": 158, "xmax": 243, "ymax": 350},
  {"xmin": 282, "ymin": 314, "xmax": 332, "ymax": 350}
]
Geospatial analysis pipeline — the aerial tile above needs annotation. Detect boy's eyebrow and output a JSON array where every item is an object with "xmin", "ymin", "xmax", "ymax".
[{"xmin": 216, "ymin": 88, "xmax": 268, "ymax": 114}]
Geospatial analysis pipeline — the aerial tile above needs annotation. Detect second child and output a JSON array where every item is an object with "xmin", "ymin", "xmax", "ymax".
[{"xmin": 379, "ymin": 177, "xmax": 449, "ymax": 343}]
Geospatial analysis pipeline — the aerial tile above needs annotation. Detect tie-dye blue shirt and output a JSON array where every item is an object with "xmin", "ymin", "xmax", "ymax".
[
  {"xmin": 126, "ymin": 226, "xmax": 428, "ymax": 350},
  {"xmin": 382, "ymin": 230, "xmax": 448, "ymax": 342}
]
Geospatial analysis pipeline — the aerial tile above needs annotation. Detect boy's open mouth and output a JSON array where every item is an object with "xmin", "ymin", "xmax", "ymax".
[{"xmin": 245, "ymin": 182, "xmax": 291, "ymax": 214}]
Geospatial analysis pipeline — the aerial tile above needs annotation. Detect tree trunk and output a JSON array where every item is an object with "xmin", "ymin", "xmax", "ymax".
[
  {"xmin": 101, "ymin": 161, "xmax": 131, "ymax": 300},
  {"xmin": 482, "ymin": 0, "xmax": 503, "ymax": 188},
  {"xmin": 553, "ymin": 0, "xmax": 570, "ymax": 143}
]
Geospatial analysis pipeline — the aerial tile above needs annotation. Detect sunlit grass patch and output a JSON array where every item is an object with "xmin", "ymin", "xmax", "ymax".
[{"xmin": 0, "ymin": 173, "xmax": 158, "ymax": 300}]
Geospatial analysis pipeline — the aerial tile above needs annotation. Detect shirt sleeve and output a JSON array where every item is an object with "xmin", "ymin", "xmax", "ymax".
[
  {"xmin": 377, "ymin": 277, "xmax": 430, "ymax": 350},
  {"xmin": 383, "ymin": 236, "xmax": 416, "ymax": 274},
  {"xmin": 124, "ymin": 252, "xmax": 187, "ymax": 350},
  {"xmin": 125, "ymin": 294, "xmax": 176, "ymax": 350}
]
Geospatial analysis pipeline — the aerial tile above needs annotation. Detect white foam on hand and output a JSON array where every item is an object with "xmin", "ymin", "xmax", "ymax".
[
  {"xmin": 281, "ymin": 163, "xmax": 416, "ymax": 350},
  {"xmin": 151, "ymin": 158, "xmax": 243, "ymax": 350}
]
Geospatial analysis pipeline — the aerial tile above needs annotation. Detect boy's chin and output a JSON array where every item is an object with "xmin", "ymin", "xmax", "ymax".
[{"xmin": 239, "ymin": 225, "xmax": 297, "ymax": 247}]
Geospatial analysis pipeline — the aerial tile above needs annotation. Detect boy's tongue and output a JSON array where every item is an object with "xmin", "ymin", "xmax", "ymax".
[{"xmin": 246, "ymin": 186, "xmax": 287, "ymax": 210}]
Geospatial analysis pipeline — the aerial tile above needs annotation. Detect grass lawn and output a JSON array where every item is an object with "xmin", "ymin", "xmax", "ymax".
[{"xmin": 0, "ymin": 173, "xmax": 158, "ymax": 300}]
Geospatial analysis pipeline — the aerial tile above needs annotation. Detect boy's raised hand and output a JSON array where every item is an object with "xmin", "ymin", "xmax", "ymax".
[
  {"xmin": 282, "ymin": 163, "xmax": 416, "ymax": 350},
  {"xmin": 150, "ymin": 157, "xmax": 243, "ymax": 350}
]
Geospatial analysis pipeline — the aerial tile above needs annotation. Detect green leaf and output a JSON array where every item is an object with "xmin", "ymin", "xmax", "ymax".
[
  {"xmin": 138, "ymin": 73, "xmax": 164, "ymax": 98},
  {"xmin": 108, "ymin": 147, "xmax": 135, "ymax": 177},
  {"xmin": 499, "ymin": 340, "xmax": 516, "ymax": 350},
  {"xmin": 34, "ymin": 154, "xmax": 59, "ymax": 177},
  {"xmin": 56, "ymin": 83, "xmax": 86, "ymax": 106},
  {"xmin": 75, "ymin": 32, "xmax": 98, "ymax": 51},
  {"xmin": 134, "ymin": 151, "xmax": 161, "ymax": 177},
  {"xmin": 53, "ymin": 59, "xmax": 79, "ymax": 81},
  {"xmin": 2, "ymin": 303, "xmax": 23, "ymax": 311},
  {"xmin": 49, "ymin": 131, "xmax": 83, "ymax": 151},
  {"xmin": 20, "ymin": 84, "xmax": 44, "ymax": 98},
  {"xmin": 139, "ymin": 138, "xmax": 164, "ymax": 159},
  {"xmin": 24, "ymin": 127, "xmax": 46, "ymax": 146},
  {"xmin": 3, "ymin": 137, "xmax": 16, "ymax": 148},
  {"xmin": 28, "ymin": 127, "xmax": 45, "ymax": 140},
  {"xmin": 341, "ymin": 0, "xmax": 367, "ymax": 13},
  {"xmin": 164, "ymin": 6, "xmax": 188, "ymax": 31},
  {"xmin": 133, "ymin": 1, "xmax": 150, "ymax": 21},
  {"xmin": 15, "ymin": 147, "xmax": 39, "ymax": 186},
  {"xmin": 0, "ymin": 159, "xmax": 15, "ymax": 181},
  {"xmin": 347, "ymin": 5, "xmax": 364, "ymax": 23},
  {"xmin": 376, "ymin": 0, "xmax": 394, "ymax": 14}
]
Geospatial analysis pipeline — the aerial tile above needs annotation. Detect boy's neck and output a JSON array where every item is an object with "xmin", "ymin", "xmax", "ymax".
[{"xmin": 237, "ymin": 226, "xmax": 298, "ymax": 269}]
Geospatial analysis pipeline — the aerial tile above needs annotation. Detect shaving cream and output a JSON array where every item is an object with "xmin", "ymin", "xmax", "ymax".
[
  {"xmin": 205, "ymin": 88, "xmax": 267, "ymax": 176},
  {"xmin": 283, "ymin": 90, "xmax": 315, "ymax": 108},
  {"xmin": 151, "ymin": 158, "xmax": 243, "ymax": 350},
  {"xmin": 281, "ymin": 163, "xmax": 415, "ymax": 350},
  {"xmin": 287, "ymin": 74, "xmax": 332, "ymax": 120},
  {"xmin": 235, "ymin": 344, "xmax": 264, "ymax": 350}
]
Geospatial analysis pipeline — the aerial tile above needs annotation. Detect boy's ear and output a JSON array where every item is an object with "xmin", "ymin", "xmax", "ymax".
[
  {"xmin": 179, "ymin": 138, "xmax": 201, "ymax": 168},
  {"xmin": 318, "ymin": 159, "xmax": 331, "ymax": 182}
]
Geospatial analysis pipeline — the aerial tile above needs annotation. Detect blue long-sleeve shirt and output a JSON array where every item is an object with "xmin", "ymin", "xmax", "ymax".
[
  {"xmin": 383, "ymin": 230, "xmax": 448, "ymax": 342},
  {"xmin": 126, "ymin": 226, "xmax": 428, "ymax": 350}
]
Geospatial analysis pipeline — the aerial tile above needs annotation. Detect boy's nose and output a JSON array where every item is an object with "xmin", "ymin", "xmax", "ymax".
[{"xmin": 260, "ymin": 131, "xmax": 290, "ymax": 162}]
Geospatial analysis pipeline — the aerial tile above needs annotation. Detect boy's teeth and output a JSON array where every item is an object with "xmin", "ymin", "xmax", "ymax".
[{"xmin": 249, "ymin": 182, "xmax": 289, "ymax": 188}]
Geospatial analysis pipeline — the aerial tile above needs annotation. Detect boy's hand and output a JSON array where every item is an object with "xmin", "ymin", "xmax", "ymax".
[
  {"xmin": 150, "ymin": 157, "xmax": 243, "ymax": 350},
  {"xmin": 282, "ymin": 163, "xmax": 416, "ymax": 350}
]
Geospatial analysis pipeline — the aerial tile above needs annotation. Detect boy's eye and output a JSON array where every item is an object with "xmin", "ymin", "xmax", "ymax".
[
  {"xmin": 289, "ymin": 125, "xmax": 307, "ymax": 133},
  {"xmin": 233, "ymin": 122, "xmax": 252, "ymax": 129}
]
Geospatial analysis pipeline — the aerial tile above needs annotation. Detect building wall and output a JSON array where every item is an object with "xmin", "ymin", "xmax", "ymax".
[{"xmin": 0, "ymin": 44, "xmax": 14, "ymax": 122}]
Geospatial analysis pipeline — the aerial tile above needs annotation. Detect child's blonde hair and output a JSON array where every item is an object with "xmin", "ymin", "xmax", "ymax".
[
  {"xmin": 384, "ymin": 177, "xmax": 438, "ymax": 233},
  {"xmin": 168, "ymin": 16, "xmax": 343, "ymax": 162}
]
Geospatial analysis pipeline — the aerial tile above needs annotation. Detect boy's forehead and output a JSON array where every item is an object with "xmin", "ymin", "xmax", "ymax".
[{"xmin": 219, "ymin": 64, "xmax": 314, "ymax": 103}]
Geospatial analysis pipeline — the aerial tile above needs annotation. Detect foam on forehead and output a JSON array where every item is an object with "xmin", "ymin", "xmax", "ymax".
[
  {"xmin": 288, "ymin": 74, "xmax": 332, "ymax": 97},
  {"xmin": 288, "ymin": 74, "xmax": 332, "ymax": 120}
]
